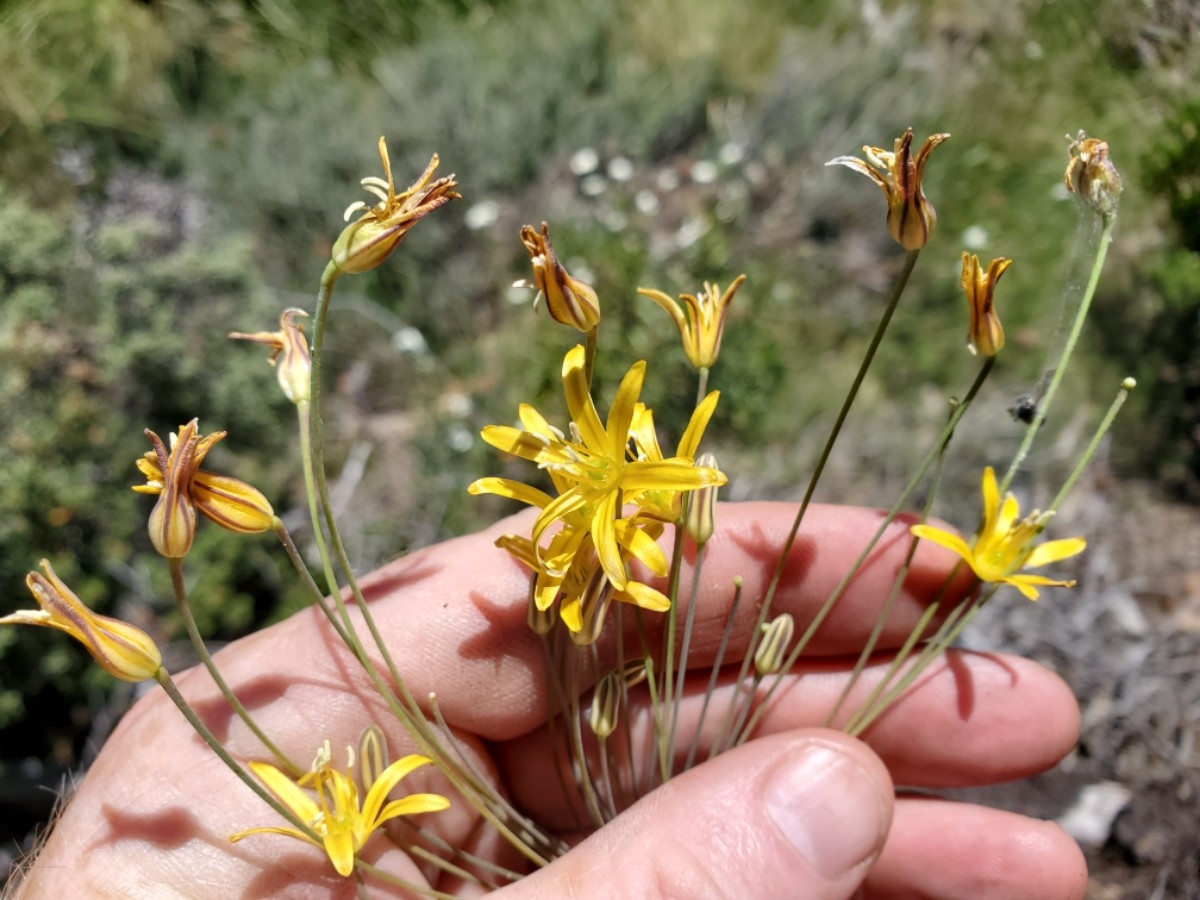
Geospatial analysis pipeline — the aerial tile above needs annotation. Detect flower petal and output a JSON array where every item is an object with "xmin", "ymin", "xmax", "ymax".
[
  {"xmin": 562, "ymin": 345, "xmax": 607, "ymax": 451},
  {"xmin": 606, "ymin": 359, "xmax": 646, "ymax": 451},
  {"xmin": 1023, "ymin": 537, "xmax": 1087, "ymax": 569},
  {"xmin": 248, "ymin": 761, "xmax": 321, "ymax": 823},
  {"xmin": 467, "ymin": 477, "xmax": 554, "ymax": 509},
  {"xmin": 677, "ymin": 390, "xmax": 720, "ymax": 459}
]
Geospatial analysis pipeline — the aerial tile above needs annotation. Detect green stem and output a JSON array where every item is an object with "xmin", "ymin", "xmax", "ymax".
[
  {"xmin": 736, "ymin": 357, "xmax": 994, "ymax": 744},
  {"xmin": 167, "ymin": 558, "xmax": 301, "ymax": 775},
  {"xmin": 1048, "ymin": 377, "xmax": 1135, "ymax": 512},
  {"xmin": 1000, "ymin": 216, "xmax": 1117, "ymax": 494},
  {"xmin": 153, "ymin": 669, "xmax": 314, "ymax": 838},
  {"xmin": 823, "ymin": 426, "xmax": 951, "ymax": 727},
  {"xmin": 735, "ymin": 249, "xmax": 921, "ymax": 711}
]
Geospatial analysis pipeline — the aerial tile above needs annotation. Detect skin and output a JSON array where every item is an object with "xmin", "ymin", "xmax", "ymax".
[{"xmin": 14, "ymin": 503, "xmax": 1088, "ymax": 899}]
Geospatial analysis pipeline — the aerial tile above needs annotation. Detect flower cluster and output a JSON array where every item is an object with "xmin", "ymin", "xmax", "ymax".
[{"xmin": 470, "ymin": 344, "xmax": 725, "ymax": 641}]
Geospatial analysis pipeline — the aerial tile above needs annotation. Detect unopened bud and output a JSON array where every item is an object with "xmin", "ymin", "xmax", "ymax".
[
  {"xmin": 754, "ymin": 614, "xmax": 795, "ymax": 677},
  {"xmin": 686, "ymin": 452, "xmax": 719, "ymax": 545},
  {"xmin": 589, "ymin": 672, "xmax": 621, "ymax": 739}
]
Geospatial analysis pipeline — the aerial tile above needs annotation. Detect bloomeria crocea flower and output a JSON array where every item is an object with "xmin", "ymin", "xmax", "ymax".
[
  {"xmin": 638, "ymin": 274, "xmax": 746, "ymax": 369},
  {"xmin": 961, "ymin": 252, "xmax": 1010, "ymax": 357},
  {"xmin": 910, "ymin": 467, "xmax": 1086, "ymax": 600},
  {"xmin": 520, "ymin": 222, "xmax": 601, "ymax": 332},
  {"xmin": 230, "ymin": 745, "xmax": 450, "ymax": 878},
  {"xmin": 2, "ymin": 560, "xmax": 162, "ymax": 682},
  {"xmin": 134, "ymin": 420, "xmax": 275, "ymax": 557},
  {"xmin": 332, "ymin": 138, "xmax": 460, "ymax": 275},
  {"xmin": 827, "ymin": 128, "xmax": 950, "ymax": 250},
  {"xmin": 229, "ymin": 308, "xmax": 312, "ymax": 404},
  {"xmin": 469, "ymin": 345, "xmax": 724, "ymax": 594}
]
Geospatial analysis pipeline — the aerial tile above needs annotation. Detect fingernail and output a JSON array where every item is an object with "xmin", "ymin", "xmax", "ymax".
[{"xmin": 765, "ymin": 741, "xmax": 887, "ymax": 880}]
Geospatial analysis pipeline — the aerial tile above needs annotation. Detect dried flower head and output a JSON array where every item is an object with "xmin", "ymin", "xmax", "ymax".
[
  {"xmin": 638, "ymin": 274, "xmax": 746, "ymax": 369},
  {"xmin": 961, "ymin": 252, "xmax": 1010, "ymax": 357},
  {"xmin": 827, "ymin": 128, "xmax": 950, "ymax": 250},
  {"xmin": 229, "ymin": 308, "xmax": 312, "ymax": 404},
  {"xmin": 1064, "ymin": 131, "xmax": 1122, "ymax": 219},
  {"xmin": 519, "ymin": 222, "xmax": 601, "ymax": 332},
  {"xmin": 2, "ymin": 560, "xmax": 162, "ymax": 682},
  {"xmin": 332, "ymin": 138, "xmax": 460, "ymax": 275}
]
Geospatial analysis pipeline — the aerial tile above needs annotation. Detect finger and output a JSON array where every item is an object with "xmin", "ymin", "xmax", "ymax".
[
  {"xmin": 349, "ymin": 501, "xmax": 971, "ymax": 739},
  {"xmin": 497, "ymin": 651, "xmax": 1079, "ymax": 826},
  {"xmin": 494, "ymin": 730, "xmax": 893, "ymax": 900},
  {"xmin": 865, "ymin": 797, "xmax": 1088, "ymax": 899}
]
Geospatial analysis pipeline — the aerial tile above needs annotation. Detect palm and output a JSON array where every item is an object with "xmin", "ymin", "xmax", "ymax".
[{"xmin": 21, "ymin": 504, "xmax": 1084, "ymax": 899}]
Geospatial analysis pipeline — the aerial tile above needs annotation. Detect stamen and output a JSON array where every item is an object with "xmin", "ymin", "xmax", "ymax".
[{"xmin": 342, "ymin": 200, "xmax": 367, "ymax": 221}]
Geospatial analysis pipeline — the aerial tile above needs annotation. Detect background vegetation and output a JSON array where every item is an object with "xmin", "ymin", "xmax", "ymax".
[{"xmin": 2, "ymin": 0, "xmax": 1197, "ymax": 889}]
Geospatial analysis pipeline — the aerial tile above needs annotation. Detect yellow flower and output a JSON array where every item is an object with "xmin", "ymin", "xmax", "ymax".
[
  {"xmin": 911, "ymin": 467, "xmax": 1086, "ymax": 601},
  {"xmin": 638, "ymin": 274, "xmax": 746, "ymax": 369},
  {"xmin": 2, "ymin": 560, "xmax": 162, "ymax": 682},
  {"xmin": 520, "ymin": 222, "xmax": 601, "ymax": 332},
  {"xmin": 827, "ymin": 128, "xmax": 950, "ymax": 250},
  {"xmin": 1064, "ymin": 130, "xmax": 1122, "ymax": 219},
  {"xmin": 229, "ymin": 308, "xmax": 312, "ymax": 404},
  {"xmin": 469, "ymin": 345, "xmax": 724, "ymax": 592},
  {"xmin": 494, "ymin": 522, "xmax": 670, "ymax": 641},
  {"xmin": 230, "ymin": 745, "xmax": 449, "ymax": 878},
  {"xmin": 332, "ymin": 138, "xmax": 460, "ymax": 275},
  {"xmin": 133, "ymin": 420, "xmax": 275, "ymax": 558},
  {"xmin": 961, "ymin": 252, "xmax": 1010, "ymax": 357}
]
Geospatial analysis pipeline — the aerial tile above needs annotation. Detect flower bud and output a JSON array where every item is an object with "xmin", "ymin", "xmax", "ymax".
[
  {"xmin": 685, "ymin": 452, "xmax": 719, "ymax": 545},
  {"xmin": 754, "ymin": 614, "xmax": 795, "ymax": 677},
  {"xmin": 589, "ymin": 671, "xmax": 621, "ymax": 739}
]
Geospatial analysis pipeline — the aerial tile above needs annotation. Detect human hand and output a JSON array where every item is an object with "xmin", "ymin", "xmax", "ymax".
[{"xmin": 17, "ymin": 503, "xmax": 1086, "ymax": 899}]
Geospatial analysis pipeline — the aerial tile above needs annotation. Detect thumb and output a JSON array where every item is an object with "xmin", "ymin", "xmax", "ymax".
[{"xmin": 498, "ymin": 730, "xmax": 893, "ymax": 900}]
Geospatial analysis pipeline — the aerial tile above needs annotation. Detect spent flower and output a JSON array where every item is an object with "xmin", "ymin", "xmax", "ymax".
[
  {"xmin": 229, "ymin": 308, "xmax": 312, "ymax": 404},
  {"xmin": 332, "ymin": 138, "xmax": 460, "ymax": 275},
  {"xmin": 637, "ymin": 274, "xmax": 746, "ymax": 369},
  {"xmin": 961, "ymin": 252, "xmax": 1010, "ymax": 357},
  {"xmin": 519, "ymin": 222, "xmax": 601, "ymax": 332},
  {"xmin": 2, "ymin": 560, "xmax": 162, "ymax": 682},
  {"xmin": 134, "ymin": 420, "xmax": 275, "ymax": 557},
  {"xmin": 911, "ymin": 467, "xmax": 1086, "ymax": 601},
  {"xmin": 230, "ymin": 744, "xmax": 450, "ymax": 878},
  {"xmin": 827, "ymin": 128, "xmax": 950, "ymax": 250}
]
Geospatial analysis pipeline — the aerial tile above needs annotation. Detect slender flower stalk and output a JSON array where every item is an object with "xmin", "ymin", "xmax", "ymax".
[{"xmin": 168, "ymin": 558, "xmax": 301, "ymax": 774}]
